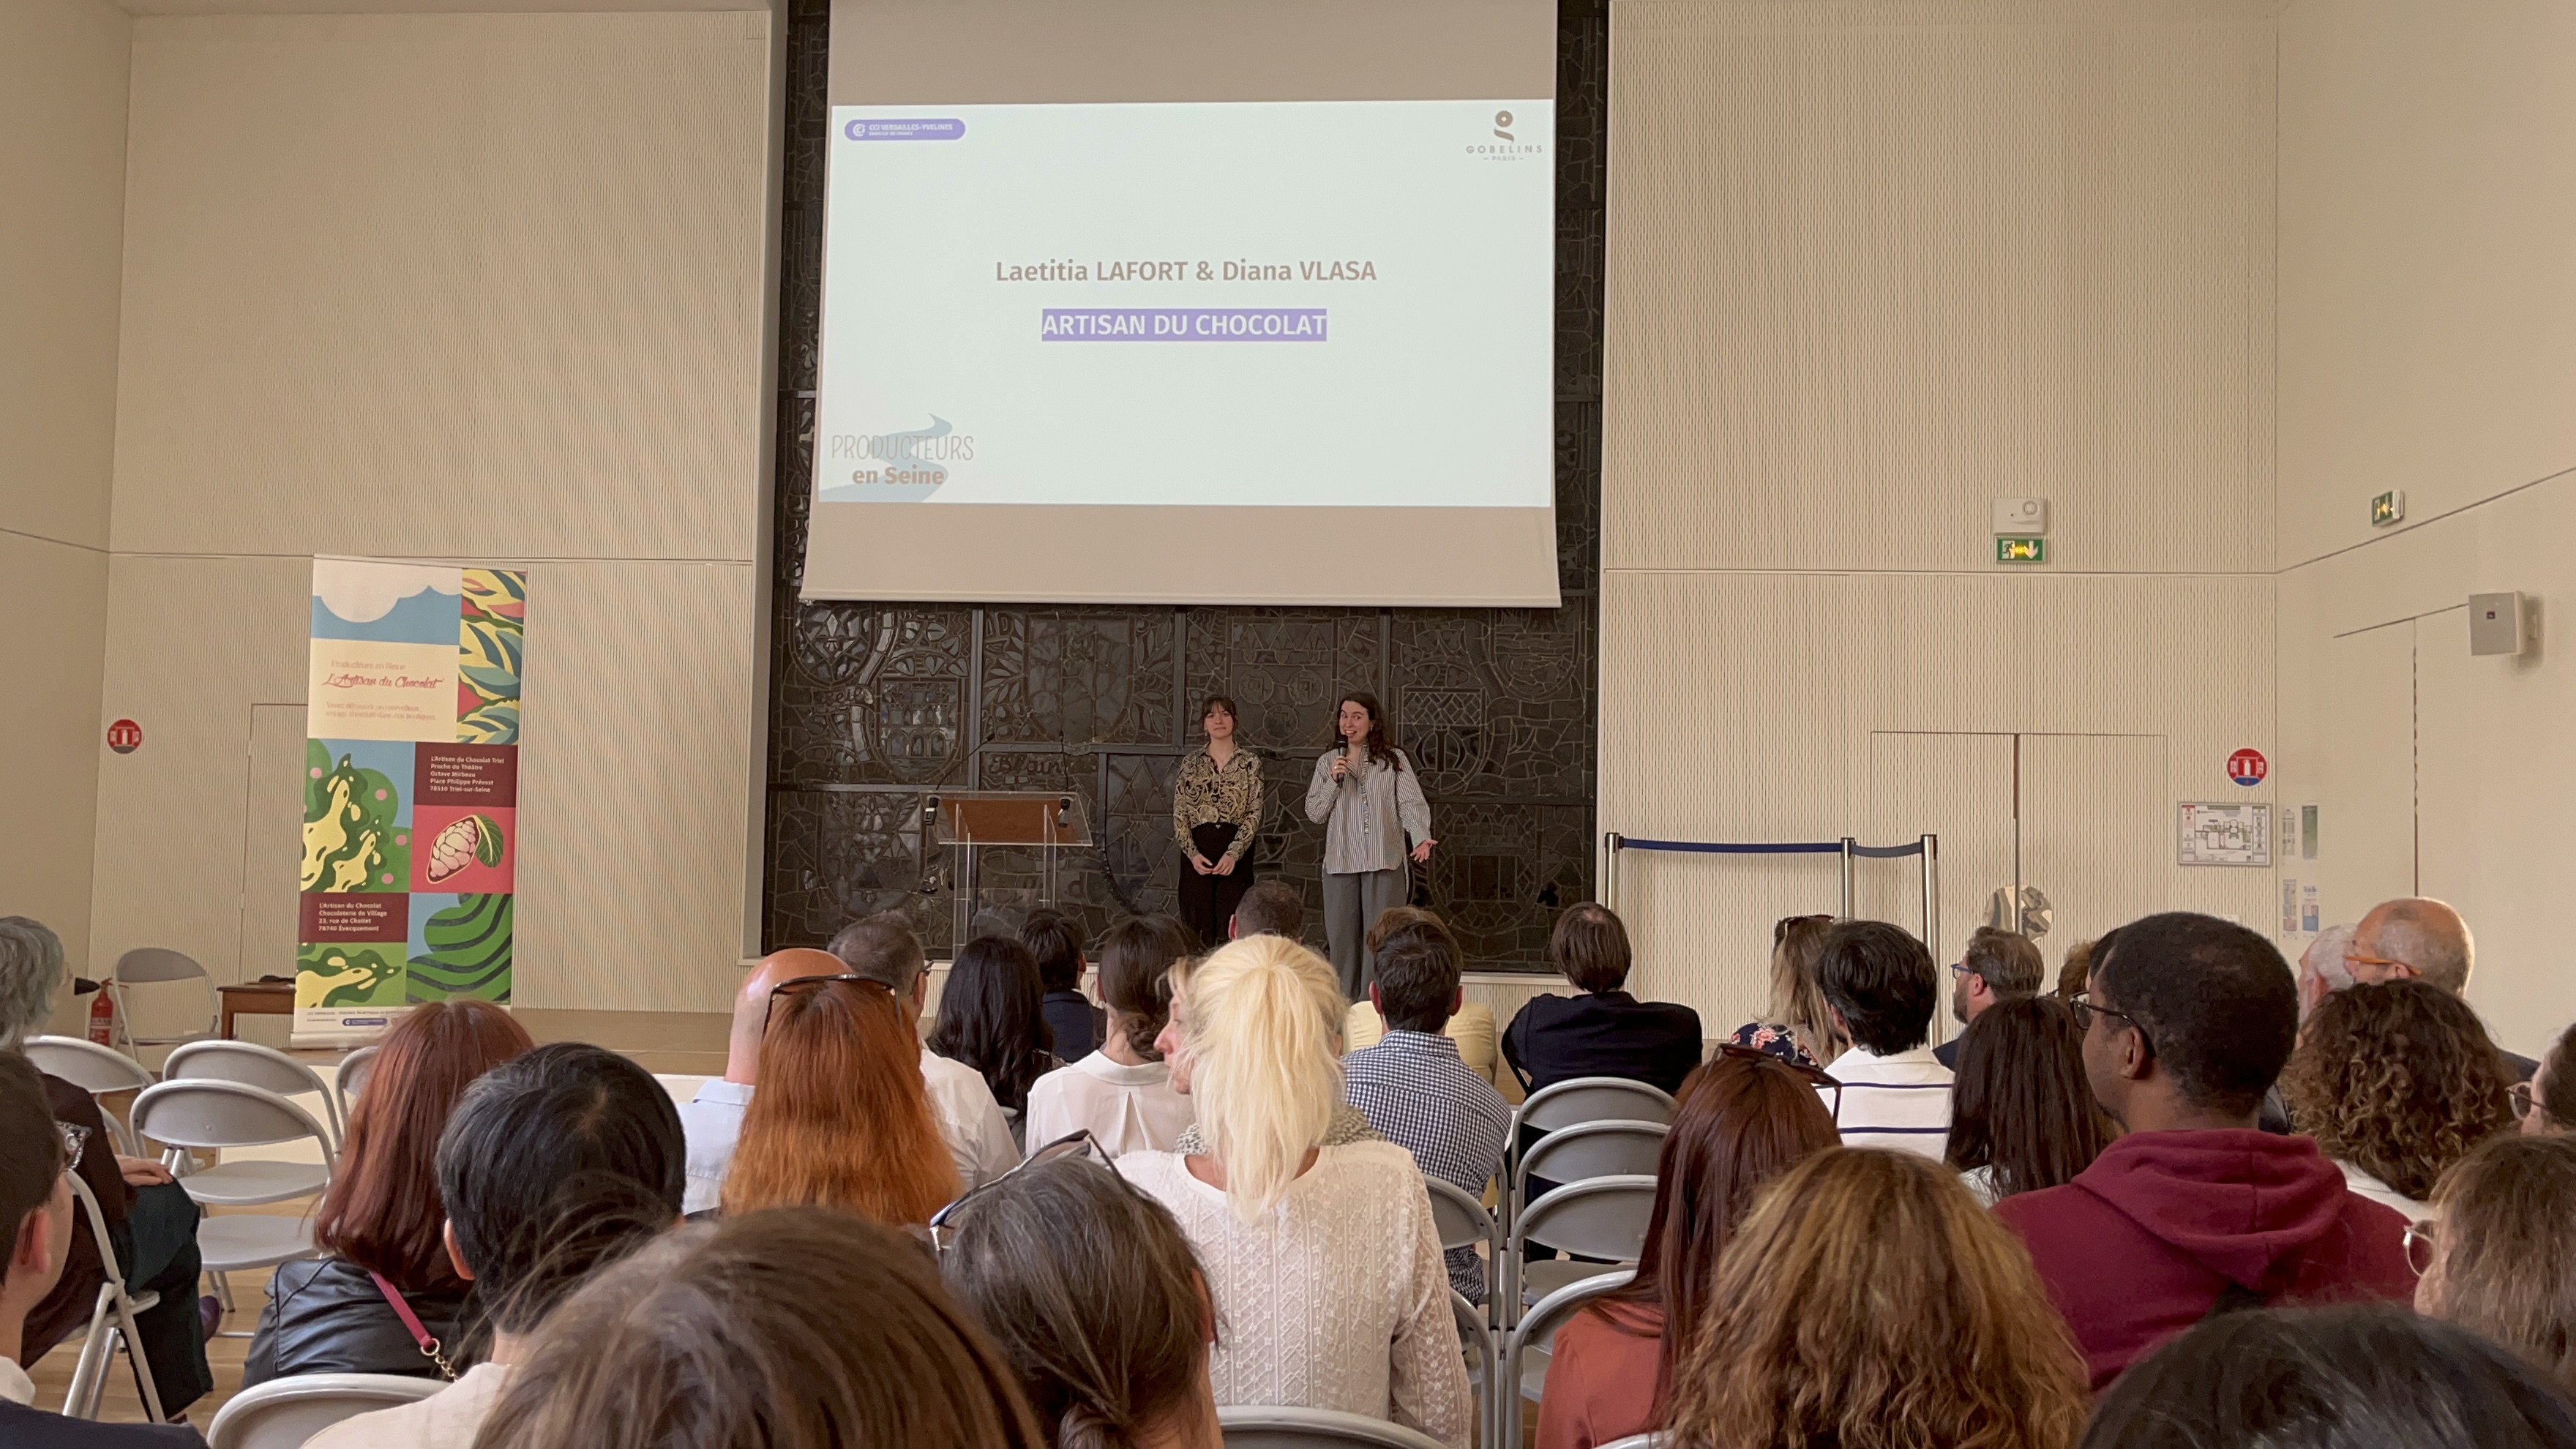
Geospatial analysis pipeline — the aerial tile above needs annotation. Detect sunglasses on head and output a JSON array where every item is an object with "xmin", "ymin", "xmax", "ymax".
[
  {"xmin": 926, "ymin": 1129, "xmax": 1135, "ymax": 1254},
  {"xmin": 1711, "ymin": 1041, "xmax": 1843, "ymax": 1122}
]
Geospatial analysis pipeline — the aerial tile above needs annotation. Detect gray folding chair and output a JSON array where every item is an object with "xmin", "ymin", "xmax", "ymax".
[
  {"xmin": 1450, "ymin": 1289, "xmax": 1497, "ymax": 1449},
  {"xmin": 1423, "ymin": 1175, "xmax": 1499, "ymax": 1319},
  {"xmin": 59, "ymin": 1172, "xmax": 165, "ymax": 1423},
  {"xmin": 1502, "ymin": 1268, "xmax": 1636, "ymax": 1449},
  {"xmin": 1216, "ymin": 1406, "xmax": 1453, "ymax": 1449},
  {"xmin": 23, "ymin": 1035, "xmax": 154, "ymax": 1156},
  {"xmin": 106, "ymin": 948, "xmax": 219, "ymax": 1052},
  {"xmin": 1510, "ymin": 1121, "xmax": 1667, "ymax": 1305},
  {"xmin": 1504, "ymin": 1076, "xmax": 1677, "ymax": 1240},
  {"xmin": 130, "ymin": 1079, "xmax": 330, "ymax": 1322},
  {"xmin": 1501, "ymin": 1175, "xmax": 1655, "ymax": 1330},
  {"xmin": 165, "ymin": 1038, "xmax": 345, "ymax": 1153},
  {"xmin": 206, "ymin": 1373, "xmax": 443, "ymax": 1449},
  {"xmin": 333, "ymin": 1044, "xmax": 380, "ymax": 1112}
]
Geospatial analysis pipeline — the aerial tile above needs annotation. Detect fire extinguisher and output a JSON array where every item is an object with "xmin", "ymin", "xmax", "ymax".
[{"xmin": 85, "ymin": 979, "xmax": 117, "ymax": 1046}]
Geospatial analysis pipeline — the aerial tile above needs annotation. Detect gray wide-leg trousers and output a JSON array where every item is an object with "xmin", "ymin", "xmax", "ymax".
[{"xmin": 1322, "ymin": 866, "xmax": 1408, "ymax": 1000}]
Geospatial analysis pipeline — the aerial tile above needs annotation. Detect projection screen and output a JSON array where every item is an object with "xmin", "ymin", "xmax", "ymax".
[{"xmin": 804, "ymin": 0, "xmax": 1560, "ymax": 607}]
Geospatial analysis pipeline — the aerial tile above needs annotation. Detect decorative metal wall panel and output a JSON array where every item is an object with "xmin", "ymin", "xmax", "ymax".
[{"xmin": 763, "ymin": 0, "xmax": 1606, "ymax": 966}]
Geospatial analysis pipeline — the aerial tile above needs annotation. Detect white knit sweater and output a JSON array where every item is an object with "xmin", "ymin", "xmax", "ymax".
[{"xmin": 1123, "ymin": 1140, "xmax": 1472, "ymax": 1448}]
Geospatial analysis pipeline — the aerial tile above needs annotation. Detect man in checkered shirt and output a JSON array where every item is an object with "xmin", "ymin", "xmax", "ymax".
[{"xmin": 1341, "ymin": 913, "xmax": 1513, "ymax": 1303}]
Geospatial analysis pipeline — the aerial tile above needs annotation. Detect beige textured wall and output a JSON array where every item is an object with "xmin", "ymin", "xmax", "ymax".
[
  {"xmin": 91, "ymin": 10, "xmax": 775, "ymax": 1011},
  {"xmin": 2274, "ymin": 0, "xmax": 2576, "ymax": 1055},
  {"xmin": 1, "ymin": 0, "xmax": 129, "ymax": 992},
  {"xmin": 1599, "ymin": 0, "xmax": 2280, "ymax": 1030}
]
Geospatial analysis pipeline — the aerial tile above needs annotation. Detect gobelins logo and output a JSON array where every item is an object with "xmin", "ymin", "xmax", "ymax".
[
  {"xmin": 819, "ymin": 416, "xmax": 973, "ymax": 502},
  {"xmin": 1468, "ymin": 108, "xmax": 1543, "ymax": 161}
]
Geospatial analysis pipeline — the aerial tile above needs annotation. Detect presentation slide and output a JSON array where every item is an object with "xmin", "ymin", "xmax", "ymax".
[{"xmin": 814, "ymin": 100, "xmax": 1554, "ymax": 511}]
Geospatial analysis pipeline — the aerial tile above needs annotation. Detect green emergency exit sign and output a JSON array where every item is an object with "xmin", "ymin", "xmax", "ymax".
[{"xmin": 1996, "ymin": 536, "xmax": 2046, "ymax": 564}]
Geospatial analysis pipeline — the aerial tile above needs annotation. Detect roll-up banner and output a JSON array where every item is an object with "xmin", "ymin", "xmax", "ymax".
[{"xmin": 295, "ymin": 559, "xmax": 525, "ymax": 1046}]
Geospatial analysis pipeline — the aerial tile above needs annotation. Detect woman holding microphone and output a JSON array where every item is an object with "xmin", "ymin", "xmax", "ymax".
[
  {"xmin": 1173, "ymin": 694, "xmax": 1265, "ymax": 946},
  {"xmin": 1305, "ymin": 692, "xmax": 1435, "ymax": 997}
]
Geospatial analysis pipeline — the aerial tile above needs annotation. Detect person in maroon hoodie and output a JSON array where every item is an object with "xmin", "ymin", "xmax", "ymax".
[{"xmin": 1995, "ymin": 911, "xmax": 2416, "ymax": 1392}]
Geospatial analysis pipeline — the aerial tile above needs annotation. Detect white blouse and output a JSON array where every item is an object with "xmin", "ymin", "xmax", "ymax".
[
  {"xmin": 1020, "ymin": 1053, "xmax": 1194, "ymax": 1158},
  {"xmin": 1123, "ymin": 1141, "xmax": 1472, "ymax": 1448},
  {"xmin": 2337, "ymin": 1159, "xmax": 2435, "ymax": 1221}
]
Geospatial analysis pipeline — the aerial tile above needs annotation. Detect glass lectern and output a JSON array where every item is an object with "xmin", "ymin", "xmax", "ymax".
[{"xmin": 924, "ymin": 791, "xmax": 1094, "ymax": 948}]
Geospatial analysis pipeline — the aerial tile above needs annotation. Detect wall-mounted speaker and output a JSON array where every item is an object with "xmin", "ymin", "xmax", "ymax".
[{"xmin": 2469, "ymin": 592, "xmax": 2526, "ymax": 656}]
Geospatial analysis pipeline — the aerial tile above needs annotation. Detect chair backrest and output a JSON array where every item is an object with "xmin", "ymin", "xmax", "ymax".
[
  {"xmin": 1500, "ymin": 1269, "xmax": 1639, "ymax": 1449},
  {"xmin": 132, "ymin": 1079, "xmax": 334, "ymax": 1155},
  {"xmin": 1217, "ymin": 1407, "xmax": 1453, "ymax": 1449},
  {"xmin": 1514, "ymin": 1077, "xmax": 1678, "ymax": 1135},
  {"xmin": 334, "ymin": 1044, "xmax": 380, "ymax": 1108},
  {"xmin": 206, "ymin": 1373, "xmax": 443, "ymax": 1449},
  {"xmin": 23, "ymin": 1035, "xmax": 155, "ymax": 1096},
  {"xmin": 113, "ymin": 948, "xmax": 211, "ymax": 985},
  {"xmin": 63, "ymin": 1172, "xmax": 132, "ymax": 1285},
  {"xmin": 1450, "ymin": 1288, "xmax": 1497, "ymax": 1449},
  {"xmin": 1424, "ymin": 1176, "xmax": 1497, "ymax": 1254},
  {"xmin": 165, "ymin": 1040, "xmax": 342, "ymax": 1150},
  {"xmin": 1516, "ymin": 1120, "xmax": 1668, "ymax": 1197},
  {"xmin": 1512, "ymin": 1176, "xmax": 1658, "ymax": 1262}
]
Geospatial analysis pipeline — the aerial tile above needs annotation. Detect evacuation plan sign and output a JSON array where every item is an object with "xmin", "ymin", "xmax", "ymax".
[{"xmin": 2179, "ymin": 802, "xmax": 2271, "ymax": 867}]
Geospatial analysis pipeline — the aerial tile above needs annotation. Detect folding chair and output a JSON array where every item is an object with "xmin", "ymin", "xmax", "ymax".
[
  {"xmin": 1500, "ymin": 1175, "xmax": 1655, "ymax": 1330},
  {"xmin": 1451, "ymin": 1289, "xmax": 1497, "ymax": 1449},
  {"xmin": 1501, "ymin": 1268, "xmax": 1636, "ymax": 1449},
  {"xmin": 130, "ymin": 1079, "xmax": 332, "ymax": 1323},
  {"xmin": 206, "ymin": 1373, "xmax": 443, "ymax": 1449},
  {"xmin": 333, "ymin": 1044, "xmax": 380, "ymax": 1112},
  {"xmin": 1216, "ymin": 1406, "xmax": 1453, "ymax": 1448},
  {"xmin": 106, "ymin": 948, "xmax": 220, "ymax": 1054},
  {"xmin": 165, "ymin": 1039, "xmax": 345, "ymax": 1153},
  {"xmin": 1423, "ymin": 1175, "xmax": 1500, "ymax": 1321},
  {"xmin": 1504, "ymin": 1077, "xmax": 1677, "ymax": 1239},
  {"xmin": 59, "ymin": 1173, "xmax": 165, "ymax": 1423},
  {"xmin": 1510, "ymin": 1121, "xmax": 1667, "ymax": 1306},
  {"xmin": 23, "ymin": 1035, "xmax": 154, "ymax": 1156}
]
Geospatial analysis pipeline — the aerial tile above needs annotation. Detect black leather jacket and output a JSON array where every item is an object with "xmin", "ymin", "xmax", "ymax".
[{"xmin": 241, "ymin": 1257, "xmax": 473, "ymax": 1387}]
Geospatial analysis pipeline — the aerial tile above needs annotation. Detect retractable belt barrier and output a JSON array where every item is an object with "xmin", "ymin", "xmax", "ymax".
[{"xmin": 1600, "ymin": 831, "xmax": 1940, "ymax": 959}]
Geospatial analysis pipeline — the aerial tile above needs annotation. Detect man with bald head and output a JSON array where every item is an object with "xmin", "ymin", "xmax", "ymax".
[
  {"xmin": 677, "ymin": 948, "xmax": 844, "ymax": 1213},
  {"xmin": 2347, "ymin": 896, "xmax": 2534, "ymax": 1079}
]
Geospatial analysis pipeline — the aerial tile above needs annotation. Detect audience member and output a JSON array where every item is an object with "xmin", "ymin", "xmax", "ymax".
[
  {"xmin": 244, "ymin": 997, "xmax": 532, "ymax": 1385},
  {"xmin": 1341, "ymin": 916, "xmax": 1511, "ymax": 1301},
  {"xmin": 1813, "ymin": 919, "xmax": 1951, "ymax": 1160},
  {"xmin": 2280, "ymin": 979, "xmax": 2515, "ymax": 1216},
  {"xmin": 1342, "ymin": 907, "xmax": 1499, "ymax": 1086},
  {"xmin": 2, "ymin": 917, "xmax": 209, "ymax": 1415},
  {"xmin": 721, "ymin": 974, "xmax": 961, "ymax": 1225},
  {"xmin": 0, "ymin": 1053, "xmax": 203, "ymax": 1446},
  {"xmin": 2348, "ymin": 896, "xmax": 2534, "ymax": 1078},
  {"xmin": 303, "ymin": 1044, "xmax": 684, "ymax": 1449},
  {"xmin": 2517, "ymin": 1020, "xmax": 2576, "ymax": 1137},
  {"xmin": 2053, "ymin": 936, "xmax": 2096, "ymax": 1005},
  {"xmin": 929, "ymin": 936, "xmax": 1066, "ymax": 1142},
  {"xmin": 1996, "ymin": 912, "xmax": 2414, "ymax": 1390},
  {"xmin": 680, "ymin": 947, "xmax": 840, "ymax": 1213},
  {"xmin": 1502, "ymin": 903, "xmax": 1701, "ymax": 1097},
  {"xmin": 1944, "ymin": 996, "xmax": 2113, "ymax": 1206},
  {"xmin": 1023, "ymin": 916, "xmax": 1196, "ymax": 1156},
  {"xmin": 1229, "ymin": 878, "xmax": 1305, "ymax": 943},
  {"xmin": 2082, "ymin": 1304, "xmax": 2576, "ymax": 1449},
  {"xmin": 828, "ymin": 912, "xmax": 1021, "ymax": 1186},
  {"xmin": 476, "ymin": 1208, "xmax": 1046, "ymax": 1449},
  {"xmin": 940, "ymin": 1156, "xmax": 1222, "ymax": 1449},
  {"xmin": 1020, "ymin": 910, "xmax": 1104, "ymax": 1064},
  {"xmin": 2416, "ymin": 1134, "xmax": 2576, "ymax": 1393},
  {"xmin": 1126, "ymin": 935, "xmax": 1471, "ymax": 1444},
  {"xmin": 1663, "ymin": 1148, "xmax": 2088, "ymax": 1449},
  {"xmin": 2296, "ymin": 924, "xmax": 2356, "ymax": 1019},
  {"xmin": 1933, "ymin": 925, "xmax": 2043, "ymax": 1069},
  {"xmin": 1726, "ymin": 913, "xmax": 1842, "ymax": 1070},
  {"xmin": 1537, "ymin": 1050, "xmax": 1839, "ymax": 1449}
]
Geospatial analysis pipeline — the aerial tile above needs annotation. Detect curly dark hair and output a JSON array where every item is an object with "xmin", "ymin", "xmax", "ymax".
[{"xmin": 2280, "ymin": 980, "xmax": 2515, "ymax": 1202}]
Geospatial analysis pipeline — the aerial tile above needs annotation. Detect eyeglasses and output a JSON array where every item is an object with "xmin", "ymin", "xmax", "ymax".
[
  {"xmin": 927, "ymin": 1128, "xmax": 1130, "ymax": 1254},
  {"xmin": 2070, "ymin": 992, "xmax": 2152, "ymax": 1052},
  {"xmin": 2343, "ymin": 948, "xmax": 2418, "ymax": 978},
  {"xmin": 1712, "ymin": 1041, "xmax": 1842, "ymax": 1123},
  {"xmin": 2404, "ymin": 1218, "xmax": 2440, "ymax": 1277},
  {"xmin": 2510, "ymin": 1080, "xmax": 2566, "ymax": 1131},
  {"xmin": 59, "ymin": 1122, "xmax": 89, "ymax": 1172},
  {"xmin": 762, "ymin": 973, "xmax": 888, "ymax": 1031}
]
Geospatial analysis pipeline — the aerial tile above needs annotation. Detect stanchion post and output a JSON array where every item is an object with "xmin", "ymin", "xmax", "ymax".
[
  {"xmin": 1601, "ymin": 832, "xmax": 1622, "ymax": 915},
  {"xmin": 1839, "ymin": 837, "xmax": 1856, "ymax": 918},
  {"xmin": 1920, "ymin": 834, "xmax": 1939, "ymax": 964}
]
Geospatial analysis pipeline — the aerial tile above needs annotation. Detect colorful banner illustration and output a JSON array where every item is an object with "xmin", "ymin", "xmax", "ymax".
[{"xmin": 296, "ymin": 560, "xmax": 525, "ymax": 1045}]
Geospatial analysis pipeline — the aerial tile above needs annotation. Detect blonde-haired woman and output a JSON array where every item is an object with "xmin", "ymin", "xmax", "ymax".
[
  {"xmin": 1665, "ymin": 1148, "xmax": 2089, "ymax": 1449},
  {"xmin": 1125, "ymin": 935, "xmax": 1472, "ymax": 1447}
]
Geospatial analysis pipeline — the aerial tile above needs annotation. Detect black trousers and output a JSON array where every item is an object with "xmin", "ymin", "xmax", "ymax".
[{"xmin": 1176, "ymin": 823, "xmax": 1256, "ymax": 948}]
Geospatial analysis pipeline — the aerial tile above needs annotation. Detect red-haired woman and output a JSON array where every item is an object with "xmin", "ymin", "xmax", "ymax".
[
  {"xmin": 244, "ymin": 997, "xmax": 533, "ymax": 1385},
  {"xmin": 1535, "ymin": 1049, "xmax": 1842, "ymax": 1449},
  {"xmin": 721, "ymin": 976, "xmax": 962, "ymax": 1225}
]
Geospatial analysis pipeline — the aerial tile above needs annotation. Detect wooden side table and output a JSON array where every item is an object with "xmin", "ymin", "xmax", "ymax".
[{"xmin": 217, "ymin": 981, "xmax": 296, "ymax": 1040}]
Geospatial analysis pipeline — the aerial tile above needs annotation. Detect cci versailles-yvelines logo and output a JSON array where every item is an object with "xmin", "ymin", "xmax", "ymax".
[{"xmin": 1468, "ymin": 108, "xmax": 1544, "ymax": 162}]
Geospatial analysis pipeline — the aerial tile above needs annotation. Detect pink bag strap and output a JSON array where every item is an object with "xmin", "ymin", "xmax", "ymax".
[{"xmin": 369, "ymin": 1270, "xmax": 457, "ymax": 1380}]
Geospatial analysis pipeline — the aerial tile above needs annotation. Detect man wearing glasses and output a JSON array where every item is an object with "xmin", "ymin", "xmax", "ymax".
[
  {"xmin": 0, "ymin": 1054, "xmax": 202, "ymax": 1444},
  {"xmin": 1993, "ymin": 912, "xmax": 2416, "ymax": 1392},
  {"xmin": 2345, "ymin": 897, "xmax": 2536, "ymax": 1080}
]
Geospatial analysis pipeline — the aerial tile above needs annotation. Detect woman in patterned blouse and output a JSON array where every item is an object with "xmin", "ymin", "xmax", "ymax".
[{"xmin": 1172, "ymin": 695, "xmax": 1263, "ymax": 946}]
